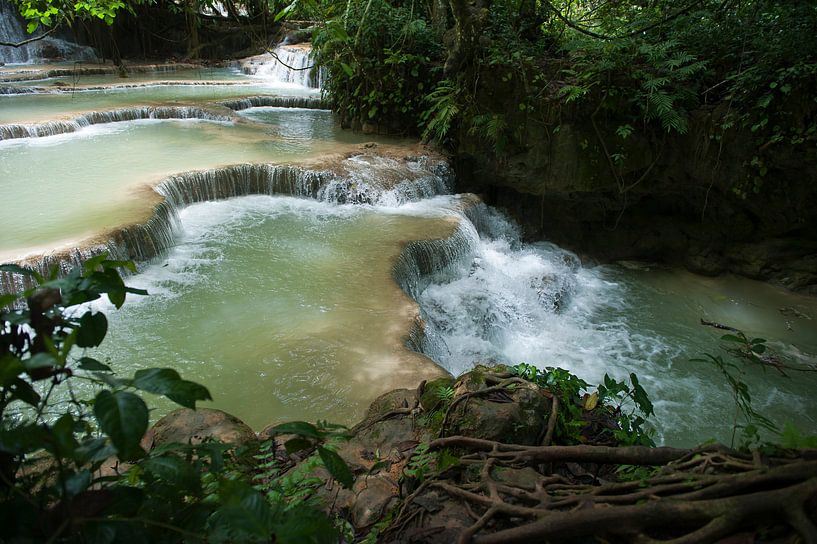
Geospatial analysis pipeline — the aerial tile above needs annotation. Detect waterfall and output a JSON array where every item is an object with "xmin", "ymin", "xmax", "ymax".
[
  {"xmin": 0, "ymin": 80, "xmax": 252, "ymax": 95},
  {"xmin": 0, "ymin": 97, "xmax": 331, "ymax": 141},
  {"xmin": 0, "ymin": 63, "xmax": 204, "ymax": 84},
  {"xmin": 0, "ymin": 156, "xmax": 452, "ymax": 297},
  {"xmin": 221, "ymin": 95, "xmax": 329, "ymax": 111},
  {"xmin": 402, "ymin": 202, "xmax": 591, "ymax": 377},
  {"xmin": 242, "ymin": 45, "xmax": 325, "ymax": 89},
  {"xmin": 0, "ymin": 106, "xmax": 233, "ymax": 140},
  {"xmin": 0, "ymin": 0, "xmax": 97, "ymax": 64}
]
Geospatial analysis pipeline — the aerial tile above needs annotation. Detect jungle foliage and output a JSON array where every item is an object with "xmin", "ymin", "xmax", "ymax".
[
  {"xmin": 0, "ymin": 261, "xmax": 353, "ymax": 543},
  {"xmin": 297, "ymin": 0, "xmax": 817, "ymax": 171}
]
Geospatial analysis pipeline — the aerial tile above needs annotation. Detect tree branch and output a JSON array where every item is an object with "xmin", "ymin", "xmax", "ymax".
[{"xmin": 0, "ymin": 26, "xmax": 58, "ymax": 48}]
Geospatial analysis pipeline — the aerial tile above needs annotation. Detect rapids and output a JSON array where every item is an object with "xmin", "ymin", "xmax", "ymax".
[{"xmin": 2, "ymin": 41, "xmax": 816, "ymax": 447}]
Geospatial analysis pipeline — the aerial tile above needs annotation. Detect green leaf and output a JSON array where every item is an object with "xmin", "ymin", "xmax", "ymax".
[
  {"xmin": 272, "ymin": 507, "xmax": 338, "ymax": 544},
  {"xmin": 284, "ymin": 437, "xmax": 313, "ymax": 455},
  {"xmin": 9, "ymin": 378, "xmax": 41, "ymax": 406},
  {"xmin": 142, "ymin": 455, "xmax": 200, "ymax": 492},
  {"xmin": 64, "ymin": 469, "xmax": 92, "ymax": 497},
  {"xmin": 78, "ymin": 357, "xmax": 112, "ymax": 372},
  {"xmin": 317, "ymin": 446, "xmax": 353, "ymax": 488},
  {"xmin": 0, "ymin": 424, "xmax": 50, "ymax": 454},
  {"xmin": 267, "ymin": 421, "xmax": 320, "ymax": 439},
  {"xmin": 340, "ymin": 62, "xmax": 354, "ymax": 77},
  {"xmin": 208, "ymin": 481, "xmax": 273, "ymax": 542},
  {"xmin": 24, "ymin": 352, "xmax": 58, "ymax": 372},
  {"xmin": 0, "ymin": 355, "xmax": 25, "ymax": 386},
  {"xmin": 0, "ymin": 293, "xmax": 20, "ymax": 307},
  {"xmin": 94, "ymin": 390, "xmax": 148, "ymax": 460},
  {"xmin": 630, "ymin": 373, "xmax": 654, "ymax": 417},
  {"xmin": 132, "ymin": 368, "xmax": 211, "ymax": 409},
  {"xmin": 77, "ymin": 311, "xmax": 108, "ymax": 348},
  {"xmin": 50, "ymin": 414, "xmax": 79, "ymax": 457}
]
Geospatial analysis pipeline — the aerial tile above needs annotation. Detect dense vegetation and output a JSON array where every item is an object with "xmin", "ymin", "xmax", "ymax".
[{"xmin": 307, "ymin": 0, "xmax": 817, "ymax": 146}]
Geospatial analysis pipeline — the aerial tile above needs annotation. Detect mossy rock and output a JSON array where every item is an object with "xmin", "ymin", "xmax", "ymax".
[
  {"xmin": 419, "ymin": 376, "xmax": 456, "ymax": 414},
  {"xmin": 142, "ymin": 408, "xmax": 257, "ymax": 450},
  {"xmin": 446, "ymin": 367, "xmax": 551, "ymax": 445}
]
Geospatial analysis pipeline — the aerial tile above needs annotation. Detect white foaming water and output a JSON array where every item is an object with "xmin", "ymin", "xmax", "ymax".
[
  {"xmin": 418, "ymin": 208, "xmax": 637, "ymax": 379},
  {"xmin": 247, "ymin": 45, "xmax": 324, "ymax": 89},
  {"xmin": 413, "ymin": 206, "xmax": 817, "ymax": 446}
]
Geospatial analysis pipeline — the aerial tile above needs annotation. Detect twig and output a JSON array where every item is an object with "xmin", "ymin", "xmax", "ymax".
[{"xmin": 0, "ymin": 26, "xmax": 58, "ymax": 48}]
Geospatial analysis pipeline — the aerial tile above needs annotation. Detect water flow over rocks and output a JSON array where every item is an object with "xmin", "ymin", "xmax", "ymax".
[
  {"xmin": 0, "ymin": 149, "xmax": 453, "ymax": 297},
  {"xmin": 0, "ymin": 0, "xmax": 97, "ymax": 64},
  {"xmin": 240, "ymin": 44, "xmax": 325, "ymax": 89},
  {"xmin": 0, "ymin": 106, "xmax": 233, "ymax": 140}
]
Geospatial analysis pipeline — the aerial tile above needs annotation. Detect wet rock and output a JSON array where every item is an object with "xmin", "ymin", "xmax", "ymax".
[
  {"xmin": 141, "ymin": 408, "xmax": 256, "ymax": 450},
  {"xmin": 447, "ymin": 367, "xmax": 551, "ymax": 445},
  {"xmin": 351, "ymin": 476, "xmax": 399, "ymax": 528}
]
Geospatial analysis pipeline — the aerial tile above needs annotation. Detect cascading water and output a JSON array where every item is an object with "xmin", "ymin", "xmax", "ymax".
[
  {"xmin": 2, "ymin": 49, "xmax": 816, "ymax": 445},
  {"xmin": 0, "ymin": 155, "xmax": 453, "ymax": 296},
  {"xmin": 395, "ymin": 201, "xmax": 817, "ymax": 446},
  {"xmin": 243, "ymin": 45, "xmax": 325, "ymax": 89},
  {"xmin": 0, "ymin": 0, "xmax": 97, "ymax": 64},
  {"xmin": 0, "ymin": 106, "xmax": 233, "ymax": 140}
]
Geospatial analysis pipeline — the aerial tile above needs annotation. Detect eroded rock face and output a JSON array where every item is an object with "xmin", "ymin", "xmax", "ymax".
[
  {"xmin": 445, "ymin": 367, "xmax": 552, "ymax": 445},
  {"xmin": 141, "ymin": 408, "xmax": 257, "ymax": 450},
  {"xmin": 453, "ymin": 96, "xmax": 817, "ymax": 293}
]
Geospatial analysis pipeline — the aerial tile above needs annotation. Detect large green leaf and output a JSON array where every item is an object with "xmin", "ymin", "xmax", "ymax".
[
  {"xmin": 0, "ymin": 354, "xmax": 25, "ymax": 386},
  {"xmin": 0, "ymin": 264, "xmax": 43, "ymax": 284},
  {"xmin": 273, "ymin": 506, "xmax": 338, "ymax": 544},
  {"xmin": 141, "ymin": 455, "xmax": 200, "ymax": 492},
  {"xmin": 0, "ymin": 424, "xmax": 50, "ymax": 454},
  {"xmin": 208, "ymin": 481, "xmax": 274, "ymax": 543},
  {"xmin": 132, "ymin": 368, "xmax": 212, "ymax": 408},
  {"xmin": 94, "ymin": 390, "xmax": 148, "ymax": 460},
  {"xmin": 77, "ymin": 311, "xmax": 108, "ymax": 348},
  {"xmin": 77, "ymin": 357, "xmax": 112, "ymax": 372},
  {"xmin": 317, "ymin": 446, "xmax": 353, "ymax": 488},
  {"xmin": 267, "ymin": 421, "xmax": 320, "ymax": 439}
]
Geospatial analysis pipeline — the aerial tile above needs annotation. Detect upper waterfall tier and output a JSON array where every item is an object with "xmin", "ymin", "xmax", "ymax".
[{"xmin": 240, "ymin": 44, "xmax": 325, "ymax": 89}]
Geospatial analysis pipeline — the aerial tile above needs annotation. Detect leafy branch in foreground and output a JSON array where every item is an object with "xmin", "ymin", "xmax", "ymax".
[
  {"xmin": 0, "ymin": 258, "xmax": 353, "ymax": 543},
  {"xmin": 693, "ymin": 330, "xmax": 817, "ymax": 450},
  {"xmin": 511, "ymin": 363, "xmax": 656, "ymax": 446}
]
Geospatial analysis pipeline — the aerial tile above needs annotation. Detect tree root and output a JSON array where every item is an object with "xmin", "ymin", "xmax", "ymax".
[
  {"xmin": 438, "ymin": 377, "xmax": 530, "ymax": 438},
  {"xmin": 385, "ymin": 436, "xmax": 817, "ymax": 543}
]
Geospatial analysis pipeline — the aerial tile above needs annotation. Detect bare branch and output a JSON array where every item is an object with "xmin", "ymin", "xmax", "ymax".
[{"xmin": 0, "ymin": 26, "xmax": 58, "ymax": 48}]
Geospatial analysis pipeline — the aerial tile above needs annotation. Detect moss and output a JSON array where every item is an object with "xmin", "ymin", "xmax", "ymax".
[{"xmin": 420, "ymin": 376, "xmax": 455, "ymax": 413}]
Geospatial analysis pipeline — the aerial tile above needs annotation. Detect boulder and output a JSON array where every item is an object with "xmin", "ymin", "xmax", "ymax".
[
  {"xmin": 141, "ymin": 408, "xmax": 256, "ymax": 451},
  {"xmin": 446, "ymin": 366, "xmax": 552, "ymax": 445}
]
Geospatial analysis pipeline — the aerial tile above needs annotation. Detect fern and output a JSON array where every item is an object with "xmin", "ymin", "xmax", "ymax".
[{"xmin": 420, "ymin": 80, "xmax": 460, "ymax": 142}]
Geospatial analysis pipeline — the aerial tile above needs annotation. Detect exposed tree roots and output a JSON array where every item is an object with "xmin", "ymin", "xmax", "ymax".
[{"xmin": 382, "ymin": 436, "xmax": 817, "ymax": 543}]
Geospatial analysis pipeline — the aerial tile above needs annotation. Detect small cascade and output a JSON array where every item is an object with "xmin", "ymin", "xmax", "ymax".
[
  {"xmin": 0, "ymin": 80, "xmax": 250, "ymax": 96},
  {"xmin": 0, "ymin": 0, "xmax": 97, "ymax": 64},
  {"xmin": 242, "ymin": 45, "xmax": 324, "ymax": 89},
  {"xmin": 403, "ymin": 203, "xmax": 596, "ymax": 377},
  {"xmin": 221, "ymin": 95, "xmax": 329, "ymax": 111},
  {"xmin": 0, "ymin": 155, "xmax": 452, "ymax": 298},
  {"xmin": 0, "ymin": 106, "xmax": 233, "ymax": 141},
  {"xmin": 317, "ymin": 156, "xmax": 453, "ymax": 205}
]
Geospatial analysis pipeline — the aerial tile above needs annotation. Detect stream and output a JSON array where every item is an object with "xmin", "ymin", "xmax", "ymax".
[{"xmin": 2, "ymin": 26, "xmax": 816, "ymax": 447}]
